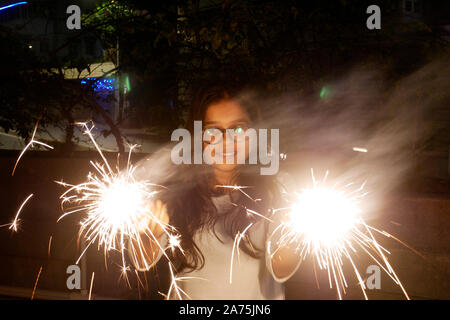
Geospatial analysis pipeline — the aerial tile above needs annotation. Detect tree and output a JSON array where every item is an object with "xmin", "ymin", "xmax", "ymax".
[{"xmin": 1, "ymin": 0, "xmax": 447, "ymax": 153}]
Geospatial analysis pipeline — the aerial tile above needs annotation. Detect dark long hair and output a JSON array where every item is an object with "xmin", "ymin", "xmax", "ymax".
[{"xmin": 163, "ymin": 81, "xmax": 281, "ymax": 273}]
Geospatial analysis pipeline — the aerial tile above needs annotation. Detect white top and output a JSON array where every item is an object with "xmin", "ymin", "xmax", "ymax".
[{"xmin": 129, "ymin": 174, "xmax": 300, "ymax": 300}]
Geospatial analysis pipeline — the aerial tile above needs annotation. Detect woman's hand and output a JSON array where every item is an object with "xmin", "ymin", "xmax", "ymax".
[
  {"xmin": 270, "ymin": 241, "xmax": 301, "ymax": 280},
  {"xmin": 269, "ymin": 214, "xmax": 301, "ymax": 280},
  {"xmin": 137, "ymin": 199, "xmax": 169, "ymax": 238},
  {"xmin": 131, "ymin": 199, "xmax": 169, "ymax": 270}
]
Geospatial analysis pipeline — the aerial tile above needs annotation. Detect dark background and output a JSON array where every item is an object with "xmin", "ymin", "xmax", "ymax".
[{"xmin": 0, "ymin": 0, "xmax": 449, "ymax": 299}]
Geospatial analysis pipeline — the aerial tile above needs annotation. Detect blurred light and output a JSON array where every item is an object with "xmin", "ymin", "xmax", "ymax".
[
  {"xmin": 0, "ymin": 2, "xmax": 27, "ymax": 12},
  {"xmin": 80, "ymin": 77, "xmax": 116, "ymax": 92},
  {"xmin": 289, "ymin": 186, "xmax": 359, "ymax": 245},
  {"xmin": 28, "ymin": 45, "xmax": 32, "ymax": 49},
  {"xmin": 319, "ymin": 86, "xmax": 331, "ymax": 99},
  {"xmin": 353, "ymin": 147, "xmax": 368, "ymax": 153},
  {"xmin": 125, "ymin": 75, "xmax": 131, "ymax": 92}
]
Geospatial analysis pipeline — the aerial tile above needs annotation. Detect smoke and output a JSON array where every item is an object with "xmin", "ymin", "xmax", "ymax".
[
  {"xmin": 260, "ymin": 58, "xmax": 450, "ymax": 211},
  {"xmin": 133, "ymin": 58, "xmax": 450, "ymax": 210}
]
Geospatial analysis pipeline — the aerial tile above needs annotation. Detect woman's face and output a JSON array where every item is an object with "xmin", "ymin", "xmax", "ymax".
[{"xmin": 203, "ymin": 99, "xmax": 251, "ymax": 173}]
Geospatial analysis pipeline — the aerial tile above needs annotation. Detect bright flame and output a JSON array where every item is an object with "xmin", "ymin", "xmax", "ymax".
[
  {"xmin": 97, "ymin": 177, "xmax": 148, "ymax": 230},
  {"xmin": 58, "ymin": 166, "xmax": 161, "ymax": 255},
  {"xmin": 269, "ymin": 170, "xmax": 410, "ymax": 300},
  {"xmin": 289, "ymin": 187, "xmax": 358, "ymax": 245},
  {"xmin": 57, "ymin": 122, "xmax": 183, "ymax": 292}
]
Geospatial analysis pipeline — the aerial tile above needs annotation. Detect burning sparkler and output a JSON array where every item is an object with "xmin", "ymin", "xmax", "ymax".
[
  {"xmin": 57, "ymin": 122, "xmax": 182, "ymax": 280},
  {"xmin": 268, "ymin": 169, "xmax": 410, "ymax": 300}
]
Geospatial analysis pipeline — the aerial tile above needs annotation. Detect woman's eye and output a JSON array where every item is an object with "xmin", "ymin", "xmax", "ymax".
[
  {"xmin": 234, "ymin": 126, "xmax": 245, "ymax": 134},
  {"xmin": 204, "ymin": 128, "xmax": 216, "ymax": 136}
]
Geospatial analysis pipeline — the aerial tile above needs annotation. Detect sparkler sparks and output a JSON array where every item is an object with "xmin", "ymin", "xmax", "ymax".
[
  {"xmin": 48, "ymin": 235, "xmax": 53, "ymax": 257},
  {"xmin": 269, "ymin": 169, "xmax": 410, "ymax": 300},
  {"xmin": 0, "ymin": 193, "xmax": 34, "ymax": 231},
  {"xmin": 230, "ymin": 223, "xmax": 254, "ymax": 284},
  {"xmin": 12, "ymin": 120, "xmax": 53, "ymax": 176},
  {"xmin": 88, "ymin": 272, "xmax": 95, "ymax": 300},
  {"xmin": 165, "ymin": 262, "xmax": 206, "ymax": 300},
  {"xmin": 31, "ymin": 266, "xmax": 43, "ymax": 300},
  {"xmin": 57, "ymin": 122, "xmax": 181, "ymax": 280},
  {"xmin": 216, "ymin": 184, "xmax": 273, "ymax": 284},
  {"xmin": 1, "ymin": 120, "xmax": 50, "ymax": 231}
]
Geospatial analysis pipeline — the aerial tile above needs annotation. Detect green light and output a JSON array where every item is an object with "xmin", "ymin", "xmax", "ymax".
[
  {"xmin": 125, "ymin": 76, "xmax": 131, "ymax": 92},
  {"xmin": 320, "ymin": 86, "xmax": 330, "ymax": 99},
  {"xmin": 234, "ymin": 126, "xmax": 244, "ymax": 134}
]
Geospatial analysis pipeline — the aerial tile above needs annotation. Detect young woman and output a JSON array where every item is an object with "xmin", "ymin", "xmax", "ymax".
[{"xmin": 131, "ymin": 83, "xmax": 301, "ymax": 299}]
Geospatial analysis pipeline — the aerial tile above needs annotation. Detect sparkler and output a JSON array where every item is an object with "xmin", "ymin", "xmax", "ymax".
[
  {"xmin": 57, "ymin": 122, "xmax": 182, "ymax": 281},
  {"xmin": 5, "ymin": 119, "xmax": 187, "ymax": 299},
  {"xmin": 269, "ymin": 169, "xmax": 410, "ymax": 300}
]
